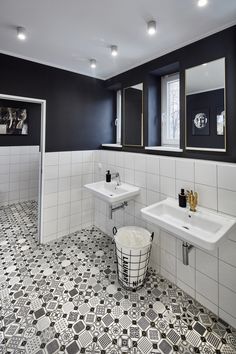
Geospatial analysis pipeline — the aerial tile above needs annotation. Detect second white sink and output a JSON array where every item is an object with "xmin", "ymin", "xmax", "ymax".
[
  {"xmin": 141, "ymin": 198, "xmax": 236, "ymax": 251},
  {"xmin": 84, "ymin": 180, "xmax": 140, "ymax": 205}
]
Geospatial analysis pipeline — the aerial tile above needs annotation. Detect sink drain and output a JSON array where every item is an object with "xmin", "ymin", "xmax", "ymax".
[{"xmin": 182, "ymin": 226, "xmax": 189, "ymax": 230}]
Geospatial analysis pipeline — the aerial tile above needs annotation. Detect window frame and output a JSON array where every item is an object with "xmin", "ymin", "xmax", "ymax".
[
  {"xmin": 161, "ymin": 73, "xmax": 180, "ymax": 147},
  {"xmin": 115, "ymin": 90, "xmax": 122, "ymax": 145}
]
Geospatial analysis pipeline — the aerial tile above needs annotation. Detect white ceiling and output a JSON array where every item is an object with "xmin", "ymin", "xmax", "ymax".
[
  {"xmin": 186, "ymin": 58, "xmax": 225, "ymax": 94},
  {"xmin": 0, "ymin": 0, "xmax": 236, "ymax": 80}
]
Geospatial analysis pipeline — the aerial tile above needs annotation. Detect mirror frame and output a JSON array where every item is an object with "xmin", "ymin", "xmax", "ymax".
[
  {"xmin": 185, "ymin": 57, "xmax": 226, "ymax": 152},
  {"xmin": 122, "ymin": 84, "xmax": 144, "ymax": 147}
]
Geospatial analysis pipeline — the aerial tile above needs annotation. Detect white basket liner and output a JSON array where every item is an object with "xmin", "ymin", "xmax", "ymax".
[{"xmin": 114, "ymin": 226, "xmax": 153, "ymax": 289}]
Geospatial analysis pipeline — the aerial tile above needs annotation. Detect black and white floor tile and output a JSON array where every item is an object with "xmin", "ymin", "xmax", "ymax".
[{"xmin": 0, "ymin": 201, "xmax": 235, "ymax": 354}]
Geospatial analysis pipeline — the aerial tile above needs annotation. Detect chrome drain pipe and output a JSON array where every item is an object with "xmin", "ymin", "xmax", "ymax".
[{"xmin": 182, "ymin": 242, "xmax": 194, "ymax": 266}]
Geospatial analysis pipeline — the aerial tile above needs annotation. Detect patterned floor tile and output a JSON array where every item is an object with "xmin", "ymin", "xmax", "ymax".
[{"xmin": 0, "ymin": 200, "xmax": 235, "ymax": 354}]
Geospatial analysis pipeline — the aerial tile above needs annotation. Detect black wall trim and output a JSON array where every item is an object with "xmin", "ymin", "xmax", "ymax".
[
  {"xmin": 105, "ymin": 25, "xmax": 236, "ymax": 163},
  {"xmin": 0, "ymin": 54, "xmax": 115, "ymax": 152}
]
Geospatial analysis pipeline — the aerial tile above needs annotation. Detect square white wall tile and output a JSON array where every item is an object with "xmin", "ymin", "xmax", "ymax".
[
  {"xmin": 196, "ymin": 271, "xmax": 218, "ymax": 305},
  {"xmin": 44, "ymin": 165, "xmax": 58, "ymax": 180},
  {"xmin": 160, "ymin": 176, "xmax": 175, "ymax": 197},
  {"xmin": 196, "ymin": 249, "xmax": 218, "ymax": 281},
  {"xmin": 219, "ymin": 240, "xmax": 236, "ymax": 267},
  {"xmin": 160, "ymin": 230, "xmax": 176, "ymax": 256},
  {"xmin": 146, "ymin": 173, "xmax": 159, "ymax": 193},
  {"xmin": 195, "ymin": 184, "xmax": 217, "ymax": 210},
  {"xmin": 134, "ymin": 153, "xmax": 146, "ymax": 171},
  {"xmin": 177, "ymin": 260, "xmax": 195, "ymax": 289},
  {"xmin": 218, "ymin": 188, "xmax": 236, "ymax": 217},
  {"xmin": 160, "ymin": 157, "xmax": 175, "ymax": 178},
  {"xmin": 218, "ymin": 163, "xmax": 236, "ymax": 191},
  {"xmin": 219, "ymin": 285, "xmax": 236, "ymax": 319},
  {"xmin": 0, "ymin": 146, "xmax": 40, "ymax": 205},
  {"xmin": 176, "ymin": 159, "xmax": 194, "ymax": 182},
  {"xmin": 72, "ymin": 151, "xmax": 83, "ymax": 164},
  {"xmin": 196, "ymin": 293, "xmax": 218, "ymax": 315},
  {"xmin": 59, "ymin": 151, "xmax": 71, "ymax": 164},
  {"xmin": 124, "ymin": 153, "xmax": 135, "ymax": 170},
  {"xmin": 44, "ymin": 152, "xmax": 58, "ymax": 166},
  {"xmin": 219, "ymin": 260, "xmax": 236, "ymax": 293},
  {"xmin": 177, "ymin": 279, "xmax": 195, "ymax": 298},
  {"xmin": 161, "ymin": 249, "xmax": 176, "ymax": 277},
  {"xmin": 146, "ymin": 155, "xmax": 159, "ymax": 175},
  {"xmin": 219, "ymin": 309, "xmax": 236, "ymax": 329},
  {"xmin": 195, "ymin": 161, "xmax": 217, "ymax": 187},
  {"xmin": 134, "ymin": 171, "xmax": 146, "ymax": 188}
]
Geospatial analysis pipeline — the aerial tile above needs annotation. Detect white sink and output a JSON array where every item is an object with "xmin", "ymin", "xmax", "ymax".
[
  {"xmin": 84, "ymin": 180, "xmax": 140, "ymax": 205},
  {"xmin": 141, "ymin": 198, "xmax": 236, "ymax": 251}
]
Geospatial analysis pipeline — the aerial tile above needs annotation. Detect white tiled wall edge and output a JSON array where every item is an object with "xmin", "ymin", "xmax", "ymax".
[
  {"xmin": 93, "ymin": 150, "xmax": 236, "ymax": 328},
  {"xmin": 42, "ymin": 150, "xmax": 94, "ymax": 243},
  {"xmin": 0, "ymin": 145, "xmax": 40, "ymax": 206}
]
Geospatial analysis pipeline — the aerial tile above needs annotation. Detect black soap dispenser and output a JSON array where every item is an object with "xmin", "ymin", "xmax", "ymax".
[
  {"xmin": 179, "ymin": 189, "xmax": 187, "ymax": 208},
  {"xmin": 106, "ymin": 170, "xmax": 111, "ymax": 183}
]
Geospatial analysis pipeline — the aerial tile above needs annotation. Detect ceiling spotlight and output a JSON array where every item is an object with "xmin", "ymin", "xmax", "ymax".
[
  {"xmin": 111, "ymin": 45, "xmax": 118, "ymax": 57},
  {"xmin": 90, "ymin": 59, "xmax": 96, "ymax": 69},
  {"xmin": 17, "ymin": 26, "xmax": 26, "ymax": 40},
  {"xmin": 198, "ymin": 0, "xmax": 208, "ymax": 7},
  {"xmin": 147, "ymin": 20, "xmax": 156, "ymax": 35}
]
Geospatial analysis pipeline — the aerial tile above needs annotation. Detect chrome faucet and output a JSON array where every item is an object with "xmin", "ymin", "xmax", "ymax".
[{"xmin": 111, "ymin": 172, "xmax": 121, "ymax": 186}]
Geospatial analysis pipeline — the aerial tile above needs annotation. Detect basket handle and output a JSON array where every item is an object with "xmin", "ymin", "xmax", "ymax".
[
  {"xmin": 151, "ymin": 232, "xmax": 154, "ymax": 241},
  {"xmin": 113, "ymin": 226, "xmax": 117, "ymax": 236}
]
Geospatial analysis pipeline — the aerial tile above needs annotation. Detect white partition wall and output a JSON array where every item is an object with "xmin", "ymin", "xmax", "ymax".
[{"xmin": 0, "ymin": 94, "xmax": 46, "ymax": 244}]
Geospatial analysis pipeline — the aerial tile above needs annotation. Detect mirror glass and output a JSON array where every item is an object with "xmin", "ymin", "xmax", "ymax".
[
  {"xmin": 123, "ymin": 83, "xmax": 143, "ymax": 146},
  {"xmin": 185, "ymin": 58, "xmax": 226, "ymax": 151}
]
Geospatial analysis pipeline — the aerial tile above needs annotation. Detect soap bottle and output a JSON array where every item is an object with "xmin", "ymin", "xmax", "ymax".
[
  {"xmin": 106, "ymin": 170, "xmax": 111, "ymax": 183},
  {"xmin": 179, "ymin": 189, "xmax": 187, "ymax": 208}
]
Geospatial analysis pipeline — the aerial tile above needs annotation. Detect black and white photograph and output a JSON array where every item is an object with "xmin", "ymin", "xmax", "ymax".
[
  {"xmin": 191, "ymin": 108, "xmax": 210, "ymax": 136},
  {"xmin": 0, "ymin": 106, "xmax": 28, "ymax": 135}
]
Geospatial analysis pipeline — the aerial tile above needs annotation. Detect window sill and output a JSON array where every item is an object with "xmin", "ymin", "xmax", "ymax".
[
  {"xmin": 102, "ymin": 144, "xmax": 122, "ymax": 148},
  {"xmin": 145, "ymin": 146, "xmax": 183, "ymax": 152}
]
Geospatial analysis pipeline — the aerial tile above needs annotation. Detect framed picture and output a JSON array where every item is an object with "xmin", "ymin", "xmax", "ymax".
[
  {"xmin": 0, "ymin": 107, "xmax": 28, "ymax": 135},
  {"xmin": 191, "ymin": 108, "xmax": 210, "ymax": 136}
]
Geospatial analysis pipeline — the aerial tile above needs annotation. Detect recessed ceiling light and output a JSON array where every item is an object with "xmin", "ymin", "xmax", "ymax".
[
  {"xmin": 147, "ymin": 20, "xmax": 156, "ymax": 35},
  {"xmin": 90, "ymin": 59, "xmax": 96, "ymax": 69},
  {"xmin": 198, "ymin": 0, "xmax": 208, "ymax": 7},
  {"xmin": 111, "ymin": 45, "xmax": 118, "ymax": 57},
  {"xmin": 202, "ymin": 63, "xmax": 207, "ymax": 66},
  {"xmin": 17, "ymin": 26, "xmax": 26, "ymax": 40}
]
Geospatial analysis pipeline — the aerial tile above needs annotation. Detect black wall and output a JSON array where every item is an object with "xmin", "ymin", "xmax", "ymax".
[
  {"xmin": 0, "ymin": 54, "xmax": 115, "ymax": 152},
  {"xmin": 123, "ymin": 88, "xmax": 142, "ymax": 146},
  {"xmin": 0, "ymin": 99, "xmax": 41, "ymax": 146},
  {"xmin": 105, "ymin": 25, "xmax": 236, "ymax": 162}
]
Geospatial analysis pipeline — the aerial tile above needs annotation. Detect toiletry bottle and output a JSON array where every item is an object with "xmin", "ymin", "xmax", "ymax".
[
  {"xmin": 106, "ymin": 170, "xmax": 111, "ymax": 183},
  {"xmin": 179, "ymin": 189, "xmax": 187, "ymax": 208}
]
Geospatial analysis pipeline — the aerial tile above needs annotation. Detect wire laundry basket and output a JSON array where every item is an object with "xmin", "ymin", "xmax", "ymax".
[{"xmin": 113, "ymin": 226, "xmax": 154, "ymax": 290}]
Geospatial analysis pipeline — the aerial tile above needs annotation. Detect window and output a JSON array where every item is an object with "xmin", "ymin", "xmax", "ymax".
[
  {"xmin": 115, "ymin": 90, "xmax": 122, "ymax": 144},
  {"xmin": 161, "ymin": 73, "xmax": 180, "ymax": 146}
]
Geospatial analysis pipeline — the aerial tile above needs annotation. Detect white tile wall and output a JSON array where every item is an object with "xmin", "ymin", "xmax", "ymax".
[
  {"xmin": 93, "ymin": 150, "xmax": 236, "ymax": 328},
  {"xmin": 0, "ymin": 146, "xmax": 40, "ymax": 206},
  {"xmin": 39, "ymin": 149, "xmax": 236, "ymax": 327},
  {"xmin": 42, "ymin": 150, "xmax": 94, "ymax": 243}
]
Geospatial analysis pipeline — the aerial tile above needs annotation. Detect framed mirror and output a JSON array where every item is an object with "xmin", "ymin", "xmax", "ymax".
[
  {"xmin": 123, "ymin": 83, "xmax": 143, "ymax": 147},
  {"xmin": 185, "ymin": 58, "xmax": 226, "ymax": 152}
]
